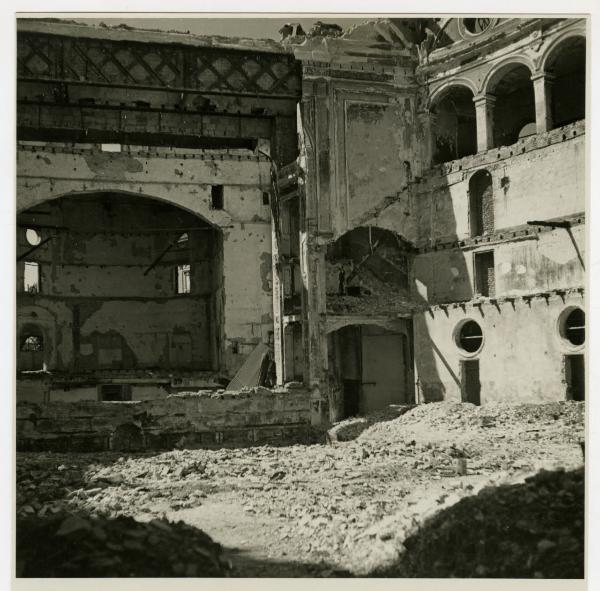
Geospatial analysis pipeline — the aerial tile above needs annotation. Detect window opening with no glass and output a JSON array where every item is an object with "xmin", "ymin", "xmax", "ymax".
[
  {"xmin": 177, "ymin": 264, "xmax": 191, "ymax": 294},
  {"xmin": 457, "ymin": 320, "xmax": 483, "ymax": 353}
]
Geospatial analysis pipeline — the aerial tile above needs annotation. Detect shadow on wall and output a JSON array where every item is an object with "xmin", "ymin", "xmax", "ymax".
[{"xmin": 412, "ymin": 168, "xmax": 475, "ymax": 403}]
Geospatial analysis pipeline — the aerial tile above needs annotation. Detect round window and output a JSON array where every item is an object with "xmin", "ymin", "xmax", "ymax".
[
  {"xmin": 462, "ymin": 18, "xmax": 492, "ymax": 35},
  {"xmin": 25, "ymin": 228, "xmax": 41, "ymax": 246},
  {"xmin": 557, "ymin": 306, "xmax": 585, "ymax": 351},
  {"xmin": 563, "ymin": 308, "xmax": 585, "ymax": 346},
  {"xmin": 457, "ymin": 320, "xmax": 483, "ymax": 353}
]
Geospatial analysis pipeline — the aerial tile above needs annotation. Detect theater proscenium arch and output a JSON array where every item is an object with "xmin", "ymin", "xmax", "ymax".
[{"xmin": 16, "ymin": 191, "xmax": 225, "ymax": 381}]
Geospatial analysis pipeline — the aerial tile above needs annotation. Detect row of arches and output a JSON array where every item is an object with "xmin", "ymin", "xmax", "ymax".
[{"xmin": 431, "ymin": 35, "xmax": 585, "ymax": 164}]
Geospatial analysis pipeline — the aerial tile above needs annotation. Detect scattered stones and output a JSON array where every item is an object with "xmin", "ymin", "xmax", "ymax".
[
  {"xmin": 17, "ymin": 511, "xmax": 229, "ymax": 577},
  {"xmin": 378, "ymin": 467, "xmax": 584, "ymax": 578},
  {"xmin": 15, "ymin": 401, "xmax": 584, "ymax": 576}
]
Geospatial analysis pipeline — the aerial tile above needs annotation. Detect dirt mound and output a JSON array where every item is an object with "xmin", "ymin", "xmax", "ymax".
[
  {"xmin": 380, "ymin": 467, "xmax": 584, "ymax": 578},
  {"xmin": 16, "ymin": 511, "xmax": 229, "ymax": 577}
]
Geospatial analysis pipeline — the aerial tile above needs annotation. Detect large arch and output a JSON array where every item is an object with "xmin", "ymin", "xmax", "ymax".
[
  {"xmin": 17, "ymin": 191, "xmax": 225, "ymax": 379},
  {"xmin": 543, "ymin": 34, "xmax": 586, "ymax": 129},
  {"xmin": 16, "ymin": 187, "xmax": 230, "ymax": 229},
  {"xmin": 430, "ymin": 84, "xmax": 477, "ymax": 164},
  {"xmin": 485, "ymin": 60, "xmax": 536, "ymax": 148}
]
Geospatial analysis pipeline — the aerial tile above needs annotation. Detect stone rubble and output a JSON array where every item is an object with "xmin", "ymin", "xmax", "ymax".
[
  {"xmin": 17, "ymin": 511, "xmax": 229, "ymax": 577},
  {"xmin": 16, "ymin": 401, "xmax": 584, "ymax": 576}
]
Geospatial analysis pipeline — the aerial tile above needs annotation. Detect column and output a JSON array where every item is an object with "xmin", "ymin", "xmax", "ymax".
[
  {"xmin": 299, "ymin": 96, "xmax": 329, "ymax": 426},
  {"xmin": 473, "ymin": 94, "xmax": 496, "ymax": 152},
  {"xmin": 531, "ymin": 72, "xmax": 554, "ymax": 134},
  {"xmin": 271, "ymin": 216, "xmax": 285, "ymax": 385},
  {"xmin": 418, "ymin": 110, "xmax": 437, "ymax": 169}
]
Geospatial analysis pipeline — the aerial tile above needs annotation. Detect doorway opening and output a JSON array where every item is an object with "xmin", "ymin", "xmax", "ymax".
[
  {"xmin": 565, "ymin": 354, "xmax": 584, "ymax": 401},
  {"xmin": 460, "ymin": 359, "xmax": 481, "ymax": 405},
  {"xmin": 327, "ymin": 323, "xmax": 414, "ymax": 420}
]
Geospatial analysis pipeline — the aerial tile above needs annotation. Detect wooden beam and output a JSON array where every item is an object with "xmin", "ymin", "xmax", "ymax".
[{"xmin": 17, "ymin": 236, "xmax": 52, "ymax": 262}]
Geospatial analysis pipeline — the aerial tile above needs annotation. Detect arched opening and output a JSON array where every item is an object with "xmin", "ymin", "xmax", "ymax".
[
  {"xmin": 489, "ymin": 64, "xmax": 536, "ymax": 147},
  {"xmin": 545, "ymin": 36, "xmax": 586, "ymax": 129},
  {"xmin": 19, "ymin": 324, "xmax": 45, "ymax": 371},
  {"xmin": 327, "ymin": 323, "xmax": 414, "ymax": 420},
  {"xmin": 431, "ymin": 86, "xmax": 477, "ymax": 164},
  {"xmin": 17, "ymin": 192, "xmax": 224, "ymax": 379},
  {"xmin": 325, "ymin": 226, "xmax": 414, "ymax": 315},
  {"xmin": 468, "ymin": 169, "xmax": 494, "ymax": 237}
]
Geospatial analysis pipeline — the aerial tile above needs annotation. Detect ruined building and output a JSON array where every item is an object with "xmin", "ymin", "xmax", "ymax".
[{"xmin": 16, "ymin": 17, "xmax": 586, "ymax": 436}]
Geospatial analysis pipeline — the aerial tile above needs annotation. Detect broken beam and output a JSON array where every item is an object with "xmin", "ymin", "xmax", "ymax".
[
  {"xmin": 345, "ymin": 239, "xmax": 381, "ymax": 285},
  {"xmin": 17, "ymin": 236, "xmax": 52, "ymax": 261},
  {"xmin": 527, "ymin": 220, "xmax": 571, "ymax": 229},
  {"xmin": 143, "ymin": 238, "xmax": 180, "ymax": 276}
]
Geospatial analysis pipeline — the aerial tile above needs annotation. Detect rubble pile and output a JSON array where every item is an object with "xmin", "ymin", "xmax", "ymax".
[
  {"xmin": 17, "ymin": 512, "xmax": 229, "ymax": 577},
  {"xmin": 327, "ymin": 405, "xmax": 414, "ymax": 441},
  {"xmin": 381, "ymin": 467, "xmax": 584, "ymax": 578},
  {"xmin": 360, "ymin": 400, "xmax": 584, "ymax": 444},
  {"xmin": 15, "ymin": 401, "xmax": 584, "ymax": 576}
]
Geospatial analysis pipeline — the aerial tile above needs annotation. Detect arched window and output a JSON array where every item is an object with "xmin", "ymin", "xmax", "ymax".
[
  {"xmin": 545, "ymin": 36, "xmax": 586, "ymax": 129},
  {"xmin": 25, "ymin": 228, "xmax": 41, "ymax": 246},
  {"xmin": 431, "ymin": 86, "xmax": 477, "ymax": 164},
  {"xmin": 468, "ymin": 169, "xmax": 494, "ymax": 237},
  {"xmin": 488, "ymin": 64, "xmax": 536, "ymax": 147},
  {"xmin": 19, "ymin": 325, "xmax": 45, "ymax": 371}
]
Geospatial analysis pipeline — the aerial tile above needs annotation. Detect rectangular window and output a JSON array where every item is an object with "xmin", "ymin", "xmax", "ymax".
[
  {"xmin": 474, "ymin": 251, "xmax": 495, "ymax": 297},
  {"xmin": 24, "ymin": 261, "xmax": 40, "ymax": 293},
  {"xmin": 99, "ymin": 384, "xmax": 131, "ymax": 401},
  {"xmin": 177, "ymin": 264, "xmax": 191, "ymax": 294},
  {"xmin": 211, "ymin": 185, "xmax": 224, "ymax": 209}
]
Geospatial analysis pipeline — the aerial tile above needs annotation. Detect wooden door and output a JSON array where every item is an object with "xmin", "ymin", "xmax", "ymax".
[{"xmin": 361, "ymin": 333, "xmax": 406, "ymax": 413}]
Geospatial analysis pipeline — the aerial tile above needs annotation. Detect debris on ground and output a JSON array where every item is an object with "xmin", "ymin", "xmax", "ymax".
[
  {"xmin": 327, "ymin": 405, "xmax": 414, "ymax": 441},
  {"xmin": 15, "ymin": 401, "xmax": 584, "ymax": 577},
  {"xmin": 379, "ymin": 467, "xmax": 584, "ymax": 578},
  {"xmin": 16, "ymin": 512, "xmax": 229, "ymax": 577}
]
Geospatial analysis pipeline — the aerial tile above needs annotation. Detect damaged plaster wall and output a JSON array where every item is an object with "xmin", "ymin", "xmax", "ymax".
[
  {"xmin": 413, "ymin": 124, "xmax": 585, "ymax": 246},
  {"xmin": 414, "ymin": 225, "xmax": 584, "ymax": 304},
  {"xmin": 412, "ymin": 125, "xmax": 585, "ymax": 404},
  {"xmin": 413, "ymin": 291, "xmax": 584, "ymax": 403},
  {"xmin": 293, "ymin": 37, "xmax": 423, "ymax": 243},
  {"xmin": 17, "ymin": 143, "xmax": 275, "ymax": 398}
]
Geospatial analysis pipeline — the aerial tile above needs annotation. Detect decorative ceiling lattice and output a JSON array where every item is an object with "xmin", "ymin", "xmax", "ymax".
[{"xmin": 17, "ymin": 33, "xmax": 301, "ymax": 98}]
